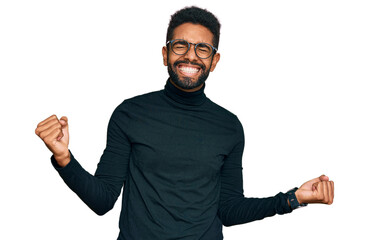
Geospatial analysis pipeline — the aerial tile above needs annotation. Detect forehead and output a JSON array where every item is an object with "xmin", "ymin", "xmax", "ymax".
[{"xmin": 172, "ymin": 23, "xmax": 213, "ymax": 44}]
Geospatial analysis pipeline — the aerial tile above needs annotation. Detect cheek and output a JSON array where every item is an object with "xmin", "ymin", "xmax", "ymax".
[
  {"xmin": 167, "ymin": 54, "xmax": 180, "ymax": 67},
  {"xmin": 205, "ymin": 61, "xmax": 214, "ymax": 72}
]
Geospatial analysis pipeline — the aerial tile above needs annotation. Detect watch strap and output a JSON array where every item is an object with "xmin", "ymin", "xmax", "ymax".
[{"xmin": 287, "ymin": 187, "xmax": 308, "ymax": 210}]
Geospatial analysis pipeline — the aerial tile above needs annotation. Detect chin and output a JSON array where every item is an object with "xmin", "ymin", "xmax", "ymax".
[{"xmin": 174, "ymin": 76, "xmax": 204, "ymax": 90}]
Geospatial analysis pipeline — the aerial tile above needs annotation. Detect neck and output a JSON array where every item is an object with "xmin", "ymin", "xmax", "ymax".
[{"xmin": 164, "ymin": 79, "xmax": 207, "ymax": 106}]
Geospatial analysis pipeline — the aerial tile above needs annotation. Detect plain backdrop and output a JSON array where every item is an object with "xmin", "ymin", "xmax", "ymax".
[{"xmin": 1, "ymin": 0, "xmax": 368, "ymax": 239}]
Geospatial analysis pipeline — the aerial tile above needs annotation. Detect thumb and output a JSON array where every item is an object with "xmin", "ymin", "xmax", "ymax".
[
  {"xmin": 59, "ymin": 116, "xmax": 68, "ymax": 126},
  {"xmin": 57, "ymin": 116, "xmax": 69, "ymax": 141},
  {"xmin": 307, "ymin": 175, "xmax": 329, "ymax": 191},
  {"xmin": 308, "ymin": 175, "xmax": 325, "ymax": 184},
  {"xmin": 319, "ymin": 174, "xmax": 329, "ymax": 181},
  {"xmin": 310, "ymin": 175, "xmax": 329, "ymax": 184}
]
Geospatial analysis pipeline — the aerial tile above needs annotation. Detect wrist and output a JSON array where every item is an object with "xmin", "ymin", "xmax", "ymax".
[
  {"xmin": 287, "ymin": 187, "xmax": 308, "ymax": 210},
  {"xmin": 295, "ymin": 188, "xmax": 303, "ymax": 204},
  {"xmin": 54, "ymin": 151, "xmax": 71, "ymax": 167}
]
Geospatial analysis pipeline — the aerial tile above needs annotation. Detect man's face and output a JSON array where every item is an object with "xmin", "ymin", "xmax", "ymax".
[{"xmin": 162, "ymin": 23, "xmax": 220, "ymax": 92}]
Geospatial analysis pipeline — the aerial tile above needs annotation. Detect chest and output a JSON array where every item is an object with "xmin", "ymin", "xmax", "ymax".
[{"xmin": 126, "ymin": 106, "xmax": 237, "ymax": 181}]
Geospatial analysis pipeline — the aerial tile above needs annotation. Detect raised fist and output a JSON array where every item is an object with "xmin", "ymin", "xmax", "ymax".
[{"xmin": 35, "ymin": 115, "xmax": 70, "ymax": 167}]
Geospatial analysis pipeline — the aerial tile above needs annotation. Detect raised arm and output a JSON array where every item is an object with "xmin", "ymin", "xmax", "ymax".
[
  {"xmin": 217, "ymin": 120, "xmax": 334, "ymax": 226},
  {"xmin": 217, "ymin": 121, "xmax": 292, "ymax": 226},
  {"xmin": 35, "ymin": 105, "xmax": 131, "ymax": 215}
]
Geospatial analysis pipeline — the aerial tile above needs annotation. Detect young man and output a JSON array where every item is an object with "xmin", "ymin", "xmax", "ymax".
[{"xmin": 35, "ymin": 6, "xmax": 334, "ymax": 240}]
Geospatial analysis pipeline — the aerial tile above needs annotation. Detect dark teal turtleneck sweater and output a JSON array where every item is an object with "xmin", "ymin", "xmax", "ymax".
[{"xmin": 52, "ymin": 80, "xmax": 293, "ymax": 240}]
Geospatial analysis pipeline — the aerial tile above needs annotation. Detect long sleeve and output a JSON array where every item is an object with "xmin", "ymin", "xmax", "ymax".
[
  {"xmin": 51, "ymin": 104, "xmax": 131, "ymax": 215},
  {"xmin": 217, "ymin": 120, "xmax": 292, "ymax": 226}
]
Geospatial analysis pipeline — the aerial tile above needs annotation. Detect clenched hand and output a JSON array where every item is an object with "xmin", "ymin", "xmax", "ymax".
[
  {"xmin": 295, "ymin": 175, "xmax": 334, "ymax": 205},
  {"xmin": 35, "ymin": 115, "xmax": 70, "ymax": 167}
]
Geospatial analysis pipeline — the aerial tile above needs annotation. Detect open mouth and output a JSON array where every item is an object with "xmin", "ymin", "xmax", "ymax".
[{"xmin": 177, "ymin": 63, "xmax": 201, "ymax": 77}]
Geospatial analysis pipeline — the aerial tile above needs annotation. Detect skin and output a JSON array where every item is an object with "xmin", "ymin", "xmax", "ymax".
[
  {"xmin": 35, "ymin": 115, "xmax": 70, "ymax": 167},
  {"xmin": 35, "ymin": 22, "xmax": 334, "ymax": 207},
  {"xmin": 295, "ymin": 175, "xmax": 334, "ymax": 205}
]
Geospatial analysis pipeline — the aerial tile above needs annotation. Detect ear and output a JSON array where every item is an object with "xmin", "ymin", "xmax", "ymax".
[
  {"xmin": 162, "ymin": 46, "xmax": 168, "ymax": 66},
  {"xmin": 210, "ymin": 53, "xmax": 220, "ymax": 72}
]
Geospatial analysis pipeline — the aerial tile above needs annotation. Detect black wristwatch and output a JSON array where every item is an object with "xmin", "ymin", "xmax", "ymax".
[{"xmin": 287, "ymin": 187, "xmax": 308, "ymax": 210}]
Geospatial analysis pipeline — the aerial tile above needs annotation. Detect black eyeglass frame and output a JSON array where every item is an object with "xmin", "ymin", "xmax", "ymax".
[{"xmin": 166, "ymin": 39, "xmax": 218, "ymax": 59}]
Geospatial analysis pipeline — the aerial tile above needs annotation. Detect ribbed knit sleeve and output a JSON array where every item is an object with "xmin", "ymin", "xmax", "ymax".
[
  {"xmin": 51, "ymin": 103, "xmax": 131, "ymax": 216},
  {"xmin": 217, "ymin": 119, "xmax": 292, "ymax": 226}
]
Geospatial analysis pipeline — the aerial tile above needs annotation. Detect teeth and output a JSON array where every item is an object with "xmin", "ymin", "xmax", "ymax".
[{"xmin": 179, "ymin": 67, "xmax": 199, "ymax": 74}]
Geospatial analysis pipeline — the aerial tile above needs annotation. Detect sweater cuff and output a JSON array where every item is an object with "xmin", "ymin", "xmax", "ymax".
[
  {"xmin": 276, "ymin": 192, "xmax": 293, "ymax": 214},
  {"xmin": 51, "ymin": 150, "xmax": 79, "ymax": 178}
]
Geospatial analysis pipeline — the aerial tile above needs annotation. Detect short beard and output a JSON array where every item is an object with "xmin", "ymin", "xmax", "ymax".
[{"xmin": 167, "ymin": 60, "xmax": 211, "ymax": 90}]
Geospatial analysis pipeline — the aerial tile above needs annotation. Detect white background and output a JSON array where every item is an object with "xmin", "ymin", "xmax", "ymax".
[{"xmin": 1, "ymin": 0, "xmax": 368, "ymax": 239}]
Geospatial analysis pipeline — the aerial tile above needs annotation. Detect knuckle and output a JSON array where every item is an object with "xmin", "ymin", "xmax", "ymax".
[
  {"xmin": 44, "ymin": 132, "xmax": 56, "ymax": 143},
  {"xmin": 43, "ymin": 134, "xmax": 51, "ymax": 143},
  {"xmin": 51, "ymin": 122, "xmax": 62, "ymax": 130},
  {"xmin": 39, "ymin": 131, "xmax": 46, "ymax": 139}
]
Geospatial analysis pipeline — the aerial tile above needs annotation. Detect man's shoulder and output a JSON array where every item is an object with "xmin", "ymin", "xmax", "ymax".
[
  {"xmin": 128, "ymin": 88, "xmax": 164, "ymax": 102},
  {"xmin": 117, "ymin": 89, "xmax": 164, "ymax": 109},
  {"xmin": 109, "ymin": 89, "xmax": 163, "ymax": 122},
  {"xmin": 206, "ymin": 98, "xmax": 238, "ymax": 118},
  {"xmin": 205, "ymin": 98, "xmax": 242, "ymax": 127}
]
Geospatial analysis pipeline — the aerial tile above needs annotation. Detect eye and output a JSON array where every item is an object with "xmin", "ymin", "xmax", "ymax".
[
  {"xmin": 173, "ymin": 40, "xmax": 188, "ymax": 49},
  {"xmin": 174, "ymin": 45, "xmax": 186, "ymax": 49},
  {"xmin": 197, "ymin": 48, "xmax": 209, "ymax": 53},
  {"xmin": 197, "ymin": 43, "xmax": 211, "ymax": 53}
]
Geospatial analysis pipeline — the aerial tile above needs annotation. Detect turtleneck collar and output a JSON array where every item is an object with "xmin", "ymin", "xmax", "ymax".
[{"xmin": 164, "ymin": 79, "xmax": 207, "ymax": 106}]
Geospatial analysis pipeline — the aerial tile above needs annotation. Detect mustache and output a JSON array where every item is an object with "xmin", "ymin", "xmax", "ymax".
[{"xmin": 173, "ymin": 60, "xmax": 206, "ymax": 71}]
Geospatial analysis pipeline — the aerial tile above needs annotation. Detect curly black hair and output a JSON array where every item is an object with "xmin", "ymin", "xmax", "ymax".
[{"xmin": 166, "ymin": 6, "xmax": 221, "ymax": 49}]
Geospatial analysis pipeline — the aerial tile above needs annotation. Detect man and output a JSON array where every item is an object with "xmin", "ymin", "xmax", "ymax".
[{"xmin": 35, "ymin": 6, "xmax": 334, "ymax": 240}]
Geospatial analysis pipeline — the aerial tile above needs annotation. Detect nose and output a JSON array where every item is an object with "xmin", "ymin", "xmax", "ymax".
[{"xmin": 184, "ymin": 43, "xmax": 198, "ymax": 61}]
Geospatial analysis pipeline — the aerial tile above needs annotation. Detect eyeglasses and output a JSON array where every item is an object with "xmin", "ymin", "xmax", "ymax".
[{"xmin": 166, "ymin": 39, "xmax": 217, "ymax": 59}]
